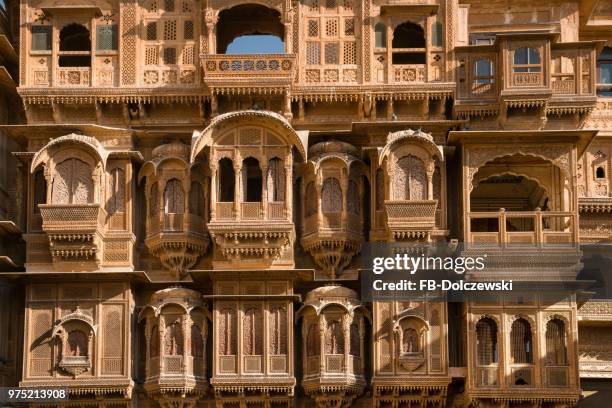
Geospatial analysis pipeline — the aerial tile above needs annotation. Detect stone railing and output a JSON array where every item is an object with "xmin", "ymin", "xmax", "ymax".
[
  {"xmin": 393, "ymin": 64, "xmax": 426, "ymax": 83},
  {"xmin": 511, "ymin": 71, "xmax": 543, "ymax": 87},
  {"xmin": 56, "ymin": 67, "xmax": 91, "ymax": 87},
  {"xmin": 202, "ymin": 54, "xmax": 296, "ymax": 81},
  {"xmin": 546, "ymin": 366, "xmax": 569, "ymax": 387},
  {"xmin": 552, "ymin": 76, "xmax": 576, "ymax": 95},
  {"xmin": 385, "ymin": 200, "xmax": 438, "ymax": 230},
  {"xmin": 39, "ymin": 203, "xmax": 105, "ymax": 233},
  {"xmin": 467, "ymin": 209, "xmax": 577, "ymax": 246},
  {"xmin": 475, "ymin": 366, "xmax": 498, "ymax": 387}
]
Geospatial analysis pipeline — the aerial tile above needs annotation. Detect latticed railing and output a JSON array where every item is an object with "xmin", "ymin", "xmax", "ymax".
[
  {"xmin": 467, "ymin": 210, "xmax": 577, "ymax": 246},
  {"xmin": 475, "ymin": 366, "xmax": 498, "ymax": 386},
  {"xmin": 546, "ymin": 366, "xmax": 569, "ymax": 387},
  {"xmin": 202, "ymin": 54, "xmax": 296, "ymax": 80},
  {"xmin": 241, "ymin": 202, "xmax": 262, "ymax": 220},
  {"xmin": 163, "ymin": 355, "xmax": 183, "ymax": 374},
  {"xmin": 511, "ymin": 72, "xmax": 543, "ymax": 87},
  {"xmin": 325, "ymin": 354, "xmax": 344, "ymax": 373},
  {"xmin": 39, "ymin": 203, "xmax": 105, "ymax": 232}
]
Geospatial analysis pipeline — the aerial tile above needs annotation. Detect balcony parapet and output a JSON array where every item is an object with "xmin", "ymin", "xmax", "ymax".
[
  {"xmin": 39, "ymin": 203, "xmax": 105, "ymax": 262},
  {"xmin": 201, "ymin": 54, "xmax": 296, "ymax": 91},
  {"xmin": 384, "ymin": 200, "xmax": 439, "ymax": 240}
]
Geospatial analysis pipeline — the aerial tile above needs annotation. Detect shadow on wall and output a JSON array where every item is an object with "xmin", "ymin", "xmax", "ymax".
[{"xmin": 579, "ymin": 379, "xmax": 612, "ymax": 407}]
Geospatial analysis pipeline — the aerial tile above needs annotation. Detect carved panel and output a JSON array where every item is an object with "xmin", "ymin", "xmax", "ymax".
[
  {"xmin": 321, "ymin": 177, "xmax": 342, "ymax": 212},
  {"xmin": 395, "ymin": 155, "xmax": 427, "ymax": 201},
  {"xmin": 243, "ymin": 307, "xmax": 263, "ymax": 355}
]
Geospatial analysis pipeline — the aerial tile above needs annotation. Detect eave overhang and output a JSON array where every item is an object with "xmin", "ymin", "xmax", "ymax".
[{"xmin": 447, "ymin": 129, "xmax": 597, "ymax": 158}]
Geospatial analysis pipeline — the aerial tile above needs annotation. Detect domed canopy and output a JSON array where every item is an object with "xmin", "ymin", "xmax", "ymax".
[{"xmin": 191, "ymin": 110, "xmax": 307, "ymax": 163}]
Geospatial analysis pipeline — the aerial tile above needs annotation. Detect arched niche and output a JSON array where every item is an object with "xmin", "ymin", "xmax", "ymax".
[
  {"xmin": 30, "ymin": 134, "xmax": 108, "ymax": 205},
  {"xmin": 52, "ymin": 308, "xmax": 96, "ymax": 378}
]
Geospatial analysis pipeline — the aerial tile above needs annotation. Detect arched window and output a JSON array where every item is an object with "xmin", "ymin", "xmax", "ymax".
[
  {"xmin": 243, "ymin": 308, "xmax": 262, "ymax": 355},
  {"xmin": 321, "ymin": 178, "xmax": 342, "ymax": 213},
  {"xmin": 242, "ymin": 157, "xmax": 262, "ymax": 202},
  {"xmin": 218, "ymin": 158, "xmax": 235, "ymax": 202},
  {"xmin": 596, "ymin": 166, "xmax": 606, "ymax": 179},
  {"xmin": 306, "ymin": 323, "xmax": 320, "ymax": 357},
  {"xmin": 350, "ymin": 322, "xmax": 360, "ymax": 356},
  {"xmin": 545, "ymin": 319, "xmax": 567, "ymax": 366},
  {"xmin": 305, "ymin": 182, "xmax": 317, "ymax": 216},
  {"xmin": 476, "ymin": 317, "xmax": 498, "ymax": 365},
  {"xmin": 347, "ymin": 180, "xmax": 360, "ymax": 214},
  {"xmin": 511, "ymin": 318, "xmax": 533, "ymax": 364},
  {"xmin": 513, "ymin": 47, "xmax": 541, "ymax": 73},
  {"xmin": 189, "ymin": 181, "xmax": 203, "ymax": 215},
  {"xmin": 218, "ymin": 308, "xmax": 236, "ymax": 355},
  {"xmin": 191, "ymin": 324, "xmax": 203, "ymax": 357},
  {"xmin": 402, "ymin": 328, "xmax": 420, "ymax": 353},
  {"xmin": 267, "ymin": 158, "xmax": 285, "ymax": 202},
  {"xmin": 392, "ymin": 22, "xmax": 425, "ymax": 64},
  {"xmin": 107, "ymin": 168, "xmax": 125, "ymax": 215},
  {"xmin": 164, "ymin": 179, "xmax": 184, "ymax": 213},
  {"xmin": 33, "ymin": 169, "xmax": 47, "ymax": 213},
  {"xmin": 164, "ymin": 321, "xmax": 184, "ymax": 356},
  {"xmin": 59, "ymin": 24, "xmax": 91, "ymax": 67},
  {"xmin": 395, "ymin": 155, "xmax": 427, "ymax": 201},
  {"xmin": 67, "ymin": 330, "xmax": 88, "ymax": 357},
  {"xmin": 325, "ymin": 320, "xmax": 344, "ymax": 354},
  {"xmin": 375, "ymin": 23, "xmax": 386, "ymax": 49},
  {"xmin": 52, "ymin": 158, "xmax": 93, "ymax": 204},
  {"xmin": 150, "ymin": 325, "xmax": 160, "ymax": 357},
  {"xmin": 216, "ymin": 5, "xmax": 284, "ymax": 54}
]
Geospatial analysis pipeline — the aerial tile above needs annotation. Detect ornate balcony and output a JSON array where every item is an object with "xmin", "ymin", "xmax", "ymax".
[
  {"xmin": 140, "ymin": 142, "xmax": 210, "ymax": 278},
  {"xmin": 201, "ymin": 54, "xmax": 296, "ymax": 90},
  {"xmin": 139, "ymin": 288, "xmax": 210, "ymax": 405},
  {"xmin": 299, "ymin": 141, "xmax": 367, "ymax": 278},
  {"xmin": 56, "ymin": 67, "xmax": 91, "ymax": 87},
  {"xmin": 298, "ymin": 285, "xmax": 369, "ymax": 408},
  {"xmin": 38, "ymin": 203, "xmax": 105, "ymax": 263},
  {"xmin": 384, "ymin": 200, "xmax": 438, "ymax": 240}
]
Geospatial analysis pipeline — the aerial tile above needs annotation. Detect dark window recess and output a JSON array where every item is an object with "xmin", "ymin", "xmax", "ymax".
[
  {"xmin": 218, "ymin": 158, "xmax": 235, "ymax": 202},
  {"xmin": 392, "ymin": 52, "xmax": 426, "ymax": 65},
  {"xmin": 243, "ymin": 157, "xmax": 262, "ymax": 202},
  {"xmin": 596, "ymin": 167, "xmax": 606, "ymax": 179},
  {"xmin": 184, "ymin": 20, "xmax": 194, "ymax": 40},
  {"xmin": 392, "ymin": 22, "xmax": 425, "ymax": 49},
  {"xmin": 96, "ymin": 25, "xmax": 118, "ymax": 51},
  {"xmin": 146, "ymin": 22, "xmax": 157, "ymax": 41},
  {"xmin": 59, "ymin": 24, "xmax": 91, "ymax": 67},
  {"xmin": 163, "ymin": 47, "xmax": 177, "ymax": 64},
  {"xmin": 31, "ymin": 26, "xmax": 52, "ymax": 51}
]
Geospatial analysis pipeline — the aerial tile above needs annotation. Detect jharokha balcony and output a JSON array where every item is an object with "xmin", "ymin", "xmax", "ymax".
[
  {"xmin": 201, "ymin": 54, "xmax": 296, "ymax": 88},
  {"xmin": 39, "ymin": 203, "xmax": 106, "ymax": 263}
]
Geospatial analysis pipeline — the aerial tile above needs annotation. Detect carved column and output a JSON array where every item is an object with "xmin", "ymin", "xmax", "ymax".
[
  {"xmin": 298, "ymin": 99, "xmax": 305, "ymax": 121},
  {"xmin": 358, "ymin": 316, "xmax": 365, "ymax": 374},
  {"xmin": 205, "ymin": 8, "xmax": 217, "ymax": 55},
  {"xmin": 285, "ymin": 154, "xmax": 293, "ymax": 220},
  {"xmin": 210, "ymin": 163, "xmax": 217, "ymax": 220},
  {"xmin": 341, "ymin": 168, "xmax": 349, "ymax": 226},
  {"xmin": 426, "ymin": 160, "xmax": 435, "ymax": 201},
  {"xmin": 159, "ymin": 318, "xmax": 165, "ymax": 373},
  {"xmin": 234, "ymin": 163, "xmax": 241, "ymax": 220},
  {"xmin": 342, "ymin": 314, "xmax": 350, "ymax": 371},
  {"xmin": 182, "ymin": 315, "xmax": 191, "ymax": 372},
  {"xmin": 319, "ymin": 315, "xmax": 326, "ymax": 372},
  {"xmin": 145, "ymin": 319, "xmax": 152, "ymax": 378},
  {"xmin": 262, "ymin": 162, "xmax": 269, "ymax": 220}
]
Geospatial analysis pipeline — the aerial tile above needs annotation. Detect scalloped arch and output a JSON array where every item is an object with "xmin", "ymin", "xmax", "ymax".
[
  {"xmin": 190, "ymin": 110, "xmax": 306, "ymax": 163},
  {"xmin": 31, "ymin": 134, "xmax": 107, "ymax": 174}
]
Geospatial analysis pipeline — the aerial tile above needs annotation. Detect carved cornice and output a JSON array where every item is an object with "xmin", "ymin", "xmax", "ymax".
[{"xmin": 579, "ymin": 197, "xmax": 612, "ymax": 213}]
